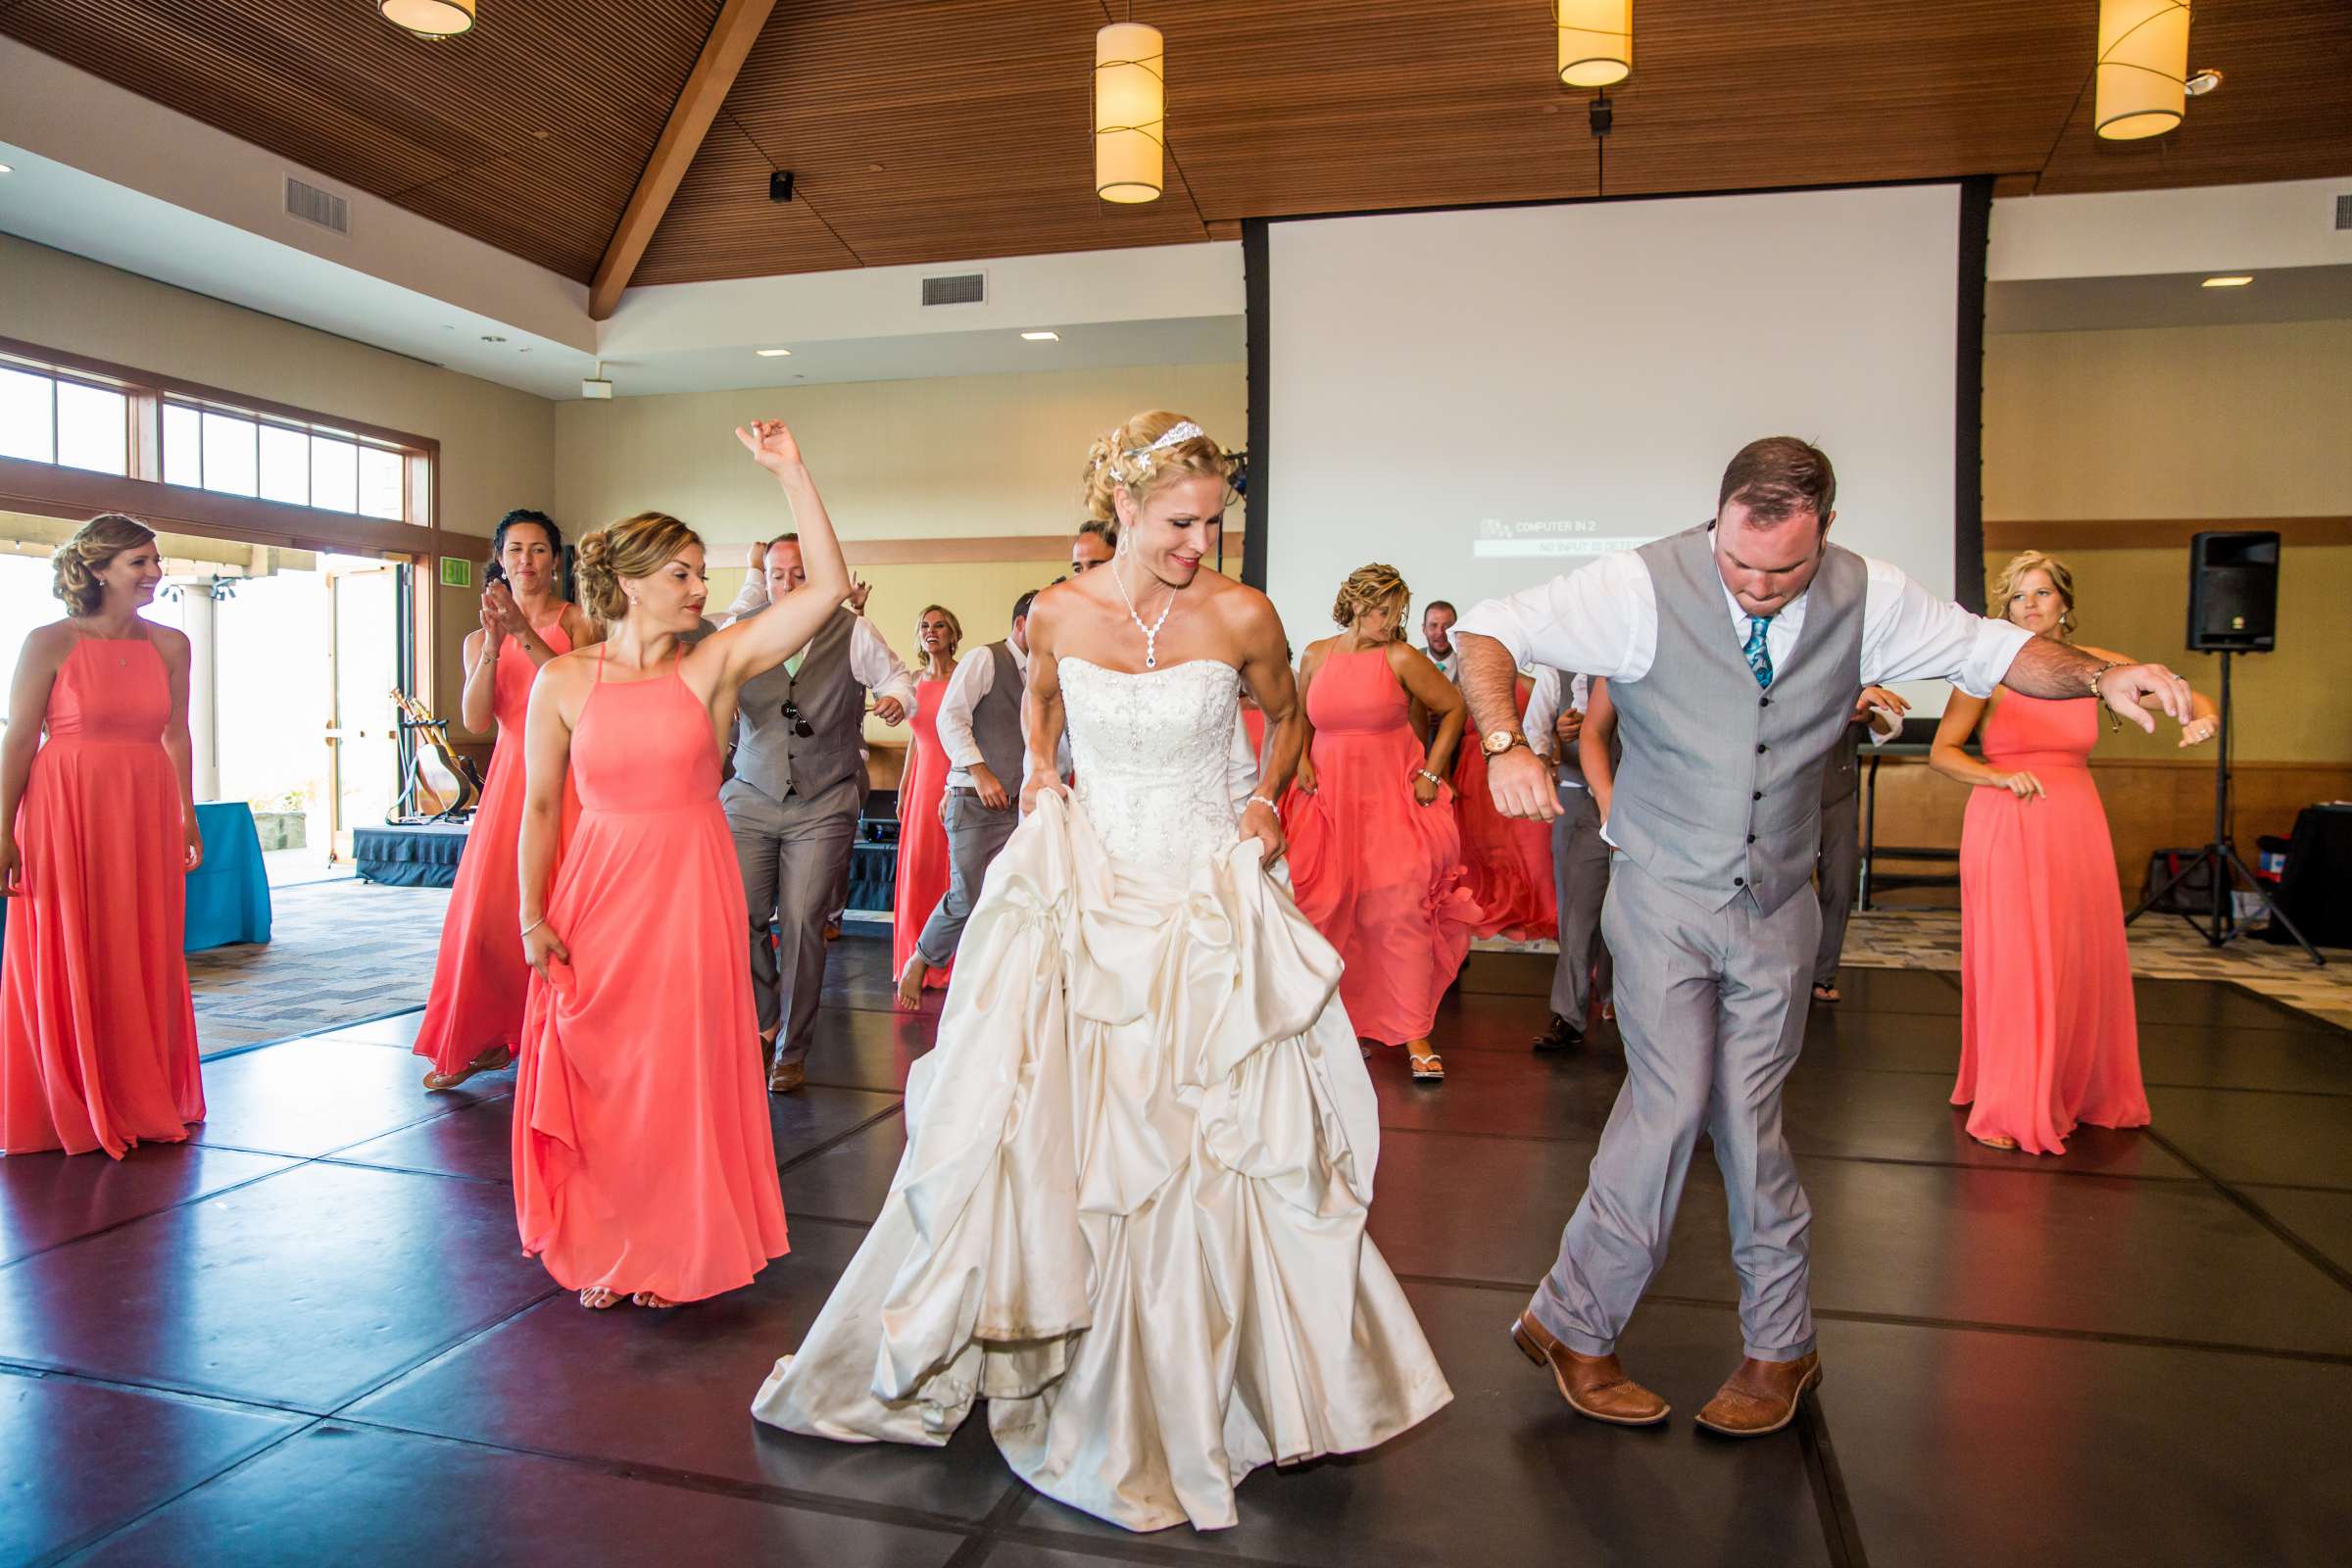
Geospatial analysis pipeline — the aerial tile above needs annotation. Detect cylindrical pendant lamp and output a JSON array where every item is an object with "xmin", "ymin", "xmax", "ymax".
[
  {"xmin": 1556, "ymin": 2, "xmax": 1632, "ymax": 89},
  {"xmin": 1095, "ymin": 22, "xmax": 1165, "ymax": 204},
  {"xmin": 2095, "ymin": 0, "xmax": 2191, "ymax": 140}
]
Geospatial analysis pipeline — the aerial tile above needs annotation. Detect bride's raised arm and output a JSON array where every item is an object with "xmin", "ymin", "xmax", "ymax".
[{"xmin": 1018, "ymin": 589, "xmax": 1071, "ymax": 816}]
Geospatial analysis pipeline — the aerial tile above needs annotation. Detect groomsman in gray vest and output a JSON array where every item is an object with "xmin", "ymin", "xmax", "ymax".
[
  {"xmin": 722, "ymin": 536, "xmax": 916, "ymax": 1093},
  {"xmin": 894, "ymin": 589, "xmax": 1043, "ymax": 1006},
  {"xmin": 1454, "ymin": 436, "xmax": 2194, "ymax": 1436},
  {"xmin": 1524, "ymin": 667, "xmax": 1610, "ymax": 1050}
]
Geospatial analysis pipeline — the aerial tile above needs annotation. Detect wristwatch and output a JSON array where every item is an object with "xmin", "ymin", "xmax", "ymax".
[{"xmin": 1482, "ymin": 728, "xmax": 1529, "ymax": 758}]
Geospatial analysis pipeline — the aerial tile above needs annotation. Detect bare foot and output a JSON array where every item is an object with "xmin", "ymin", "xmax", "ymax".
[
  {"xmin": 630, "ymin": 1291, "xmax": 679, "ymax": 1309},
  {"xmin": 579, "ymin": 1286, "xmax": 622, "ymax": 1310},
  {"xmin": 1600, "ymin": 997, "xmax": 1615, "ymax": 1022},
  {"xmin": 895, "ymin": 956, "xmax": 929, "ymax": 1011}
]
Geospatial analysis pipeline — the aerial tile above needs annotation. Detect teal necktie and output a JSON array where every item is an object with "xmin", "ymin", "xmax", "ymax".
[{"xmin": 1742, "ymin": 616, "xmax": 1774, "ymax": 689}]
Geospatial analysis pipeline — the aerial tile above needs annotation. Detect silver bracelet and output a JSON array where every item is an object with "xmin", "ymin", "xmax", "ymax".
[
  {"xmin": 1414, "ymin": 768, "xmax": 1445, "ymax": 787},
  {"xmin": 519, "ymin": 915, "xmax": 547, "ymax": 940}
]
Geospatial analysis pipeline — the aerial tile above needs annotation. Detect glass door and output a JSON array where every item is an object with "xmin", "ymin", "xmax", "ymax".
[{"xmin": 323, "ymin": 557, "xmax": 403, "ymax": 859}]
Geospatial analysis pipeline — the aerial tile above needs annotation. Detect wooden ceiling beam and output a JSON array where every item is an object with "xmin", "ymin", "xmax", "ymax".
[{"xmin": 589, "ymin": 0, "xmax": 779, "ymax": 320}]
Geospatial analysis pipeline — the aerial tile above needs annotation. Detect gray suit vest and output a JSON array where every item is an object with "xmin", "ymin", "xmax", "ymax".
[
  {"xmin": 1605, "ymin": 523, "xmax": 1867, "ymax": 913},
  {"xmin": 969, "ymin": 641, "xmax": 1026, "ymax": 784},
  {"xmin": 733, "ymin": 606, "xmax": 864, "ymax": 801}
]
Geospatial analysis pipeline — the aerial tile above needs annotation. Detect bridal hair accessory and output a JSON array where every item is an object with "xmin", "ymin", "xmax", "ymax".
[{"xmin": 1126, "ymin": 420, "xmax": 1203, "ymax": 460}]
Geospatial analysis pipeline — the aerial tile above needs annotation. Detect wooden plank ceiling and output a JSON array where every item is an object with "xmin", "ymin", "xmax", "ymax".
[{"xmin": 5, "ymin": 0, "xmax": 2348, "ymax": 288}]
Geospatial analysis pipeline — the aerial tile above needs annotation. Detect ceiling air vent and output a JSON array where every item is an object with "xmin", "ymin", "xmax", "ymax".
[
  {"xmin": 284, "ymin": 175, "xmax": 350, "ymax": 236},
  {"xmin": 2336, "ymin": 192, "xmax": 2352, "ymax": 230},
  {"xmin": 921, "ymin": 271, "xmax": 986, "ymax": 307}
]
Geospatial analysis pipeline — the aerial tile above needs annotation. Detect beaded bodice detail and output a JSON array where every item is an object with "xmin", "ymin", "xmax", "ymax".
[{"xmin": 1060, "ymin": 656, "xmax": 1243, "ymax": 875}]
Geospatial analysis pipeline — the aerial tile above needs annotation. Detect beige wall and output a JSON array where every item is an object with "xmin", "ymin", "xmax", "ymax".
[
  {"xmin": 554, "ymin": 363, "xmax": 1247, "ymax": 750},
  {"xmin": 0, "ymin": 235, "xmax": 558, "ymax": 729},
  {"xmin": 1982, "ymin": 319, "xmax": 2352, "ymax": 765}
]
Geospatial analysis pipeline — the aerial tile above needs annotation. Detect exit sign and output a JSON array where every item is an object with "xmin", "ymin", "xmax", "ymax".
[{"xmin": 439, "ymin": 556, "xmax": 472, "ymax": 589}]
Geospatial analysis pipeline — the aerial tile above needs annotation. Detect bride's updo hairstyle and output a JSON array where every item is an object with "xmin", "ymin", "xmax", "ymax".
[
  {"xmin": 1081, "ymin": 410, "xmax": 1234, "ymax": 526},
  {"xmin": 1332, "ymin": 563, "xmax": 1409, "ymax": 634},
  {"xmin": 574, "ymin": 510, "xmax": 700, "ymax": 621}
]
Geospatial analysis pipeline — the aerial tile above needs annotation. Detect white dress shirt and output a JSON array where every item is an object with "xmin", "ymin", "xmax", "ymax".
[
  {"xmin": 721, "ymin": 571, "xmax": 917, "ymax": 716},
  {"xmin": 1521, "ymin": 668, "xmax": 1592, "ymax": 783},
  {"xmin": 935, "ymin": 641, "xmax": 1075, "ymax": 786},
  {"xmin": 1455, "ymin": 546, "xmax": 2030, "ymax": 703},
  {"xmin": 1425, "ymin": 646, "xmax": 1458, "ymax": 682}
]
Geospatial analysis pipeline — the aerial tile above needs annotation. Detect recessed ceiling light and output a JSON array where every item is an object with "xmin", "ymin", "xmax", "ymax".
[
  {"xmin": 480, "ymin": 333, "xmax": 508, "ymax": 342},
  {"xmin": 0, "ymin": 163, "xmax": 14, "ymax": 174},
  {"xmin": 756, "ymin": 347, "xmax": 793, "ymax": 357},
  {"xmin": 1021, "ymin": 330, "xmax": 1060, "ymax": 342},
  {"xmin": 2184, "ymin": 68, "xmax": 2223, "ymax": 97},
  {"xmin": 2202, "ymin": 275, "xmax": 2254, "ymax": 288}
]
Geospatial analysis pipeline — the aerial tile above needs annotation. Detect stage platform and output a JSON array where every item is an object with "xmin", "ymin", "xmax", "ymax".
[{"xmin": 5, "ymin": 940, "xmax": 2348, "ymax": 1565}]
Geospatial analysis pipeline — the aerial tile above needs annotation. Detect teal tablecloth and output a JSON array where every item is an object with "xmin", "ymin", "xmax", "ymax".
[{"xmin": 0, "ymin": 800, "xmax": 270, "ymax": 955}]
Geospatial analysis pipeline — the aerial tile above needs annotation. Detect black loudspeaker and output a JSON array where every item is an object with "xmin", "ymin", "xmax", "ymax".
[{"xmin": 2186, "ymin": 530, "xmax": 2278, "ymax": 652}]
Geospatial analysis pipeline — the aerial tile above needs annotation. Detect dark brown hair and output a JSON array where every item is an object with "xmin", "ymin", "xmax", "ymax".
[{"xmin": 1717, "ymin": 437, "xmax": 1837, "ymax": 527}]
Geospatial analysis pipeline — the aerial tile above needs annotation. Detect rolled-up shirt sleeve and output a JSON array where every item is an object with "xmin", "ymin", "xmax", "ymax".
[
  {"xmin": 1453, "ymin": 551, "xmax": 1654, "ymax": 682},
  {"xmin": 934, "ymin": 651, "xmax": 990, "ymax": 771},
  {"xmin": 1857, "ymin": 558, "xmax": 2034, "ymax": 697},
  {"xmin": 719, "ymin": 569, "xmax": 767, "ymax": 627},
  {"xmin": 852, "ymin": 620, "xmax": 919, "ymax": 714}
]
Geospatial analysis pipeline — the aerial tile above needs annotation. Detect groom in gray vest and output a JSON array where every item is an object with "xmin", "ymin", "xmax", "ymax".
[
  {"xmin": 1455, "ymin": 436, "xmax": 2194, "ymax": 1436},
  {"xmin": 722, "ymin": 536, "xmax": 915, "ymax": 1093}
]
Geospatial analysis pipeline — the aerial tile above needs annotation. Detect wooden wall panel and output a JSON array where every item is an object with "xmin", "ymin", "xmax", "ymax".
[{"xmin": 1864, "ymin": 757, "xmax": 2352, "ymax": 908}]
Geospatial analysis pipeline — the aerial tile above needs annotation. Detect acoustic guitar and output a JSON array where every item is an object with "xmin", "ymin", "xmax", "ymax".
[{"xmin": 388, "ymin": 688, "xmax": 484, "ymax": 820}]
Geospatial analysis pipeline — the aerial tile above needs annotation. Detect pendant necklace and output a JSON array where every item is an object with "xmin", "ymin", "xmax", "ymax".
[{"xmin": 1109, "ymin": 557, "xmax": 1176, "ymax": 669}]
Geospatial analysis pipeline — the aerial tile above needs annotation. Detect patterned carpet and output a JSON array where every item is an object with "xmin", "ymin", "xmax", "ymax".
[
  {"xmin": 195, "ymin": 879, "xmax": 2345, "ymax": 1059},
  {"xmin": 188, "ymin": 879, "xmax": 451, "ymax": 1056}
]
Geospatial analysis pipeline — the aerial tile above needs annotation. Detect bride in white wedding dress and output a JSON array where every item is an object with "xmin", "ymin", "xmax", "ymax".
[{"xmin": 751, "ymin": 411, "xmax": 1450, "ymax": 1533}]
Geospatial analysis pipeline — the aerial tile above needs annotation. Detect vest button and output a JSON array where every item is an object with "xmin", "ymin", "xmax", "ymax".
[
  {"xmin": 1759, "ymin": 696, "xmax": 1771, "ymax": 708},
  {"xmin": 1752, "ymin": 790, "xmax": 1763, "ymax": 801},
  {"xmin": 1756, "ymin": 743, "xmax": 1768, "ymax": 754},
  {"xmin": 1747, "ymin": 833, "xmax": 1757, "ymax": 844},
  {"xmin": 1734, "ymin": 876, "xmax": 1746, "ymax": 887}
]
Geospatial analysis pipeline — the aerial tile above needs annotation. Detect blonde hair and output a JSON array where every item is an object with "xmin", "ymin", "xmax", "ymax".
[
  {"xmin": 913, "ymin": 604, "xmax": 962, "ymax": 675},
  {"xmin": 1080, "ymin": 410, "xmax": 1232, "ymax": 526},
  {"xmin": 1991, "ymin": 550, "xmax": 2077, "ymax": 639},
  {"xmin": 1333, "ymin": 563, "xmax": 1410, "ymax": 632},
  {"xmin": 52, "ymin": 514, "xmax": 159, "ymax": 616},
  {"xmin": 575, "ymin": 511, "xmax": 701, "ymax": 622}
]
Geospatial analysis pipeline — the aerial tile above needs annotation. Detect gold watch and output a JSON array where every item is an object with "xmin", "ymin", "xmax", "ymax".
[{"xmin": 1482, "ymin": 728, "xmax": 1528, "ymax": 758}]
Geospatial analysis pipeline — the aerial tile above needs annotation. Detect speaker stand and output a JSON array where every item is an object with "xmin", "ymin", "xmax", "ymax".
[{"xmin": 2127, "ymin": 652, "xmax": 2326, "ymax": 965}]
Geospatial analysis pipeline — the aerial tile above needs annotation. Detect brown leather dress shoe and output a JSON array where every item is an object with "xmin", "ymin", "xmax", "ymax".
[
  {"xmin": 1695, "ymin": 1351, "xmax": 1822, "ymax": 1437},
  {"xmin": 768, "ymin": 1059, "xmax": 806, "ymax": 1095},
  {"xmin": 1510, "ymin": 1311, "xmax": 1669, "ymax": 1426}
]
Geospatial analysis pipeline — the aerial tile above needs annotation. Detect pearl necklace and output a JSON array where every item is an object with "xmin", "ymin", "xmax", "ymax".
[{"xmin": 1108, "ymin": 557, "xmax": 1177, "ymax": 669}]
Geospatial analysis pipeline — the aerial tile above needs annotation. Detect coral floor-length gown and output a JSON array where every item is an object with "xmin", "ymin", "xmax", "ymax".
[
  {"xmin": 413, "ymin": 619, "xmax": 575, "ymax": 1079},
  {"xmin": 1285, "ymin": 647, "xmax": 1480, "ymax": 1046},
  {"xmin": 1953, "ymin": 692, "xmax": 2149, "ymax": 1153},
  {"xmin": 1451, "ymin": 673, "xmax": 1557, "ymax": 941},
  {"xmin": 513, "ymin": 652, "xmax": 788, "ymax": 1300},
  {"xmin": 2, "ymin": 636, "xmax": 203, "ymax": 1157},
  {"xmin": 892, "ymin": 674, "xmax": 954, "ymax": 990}
]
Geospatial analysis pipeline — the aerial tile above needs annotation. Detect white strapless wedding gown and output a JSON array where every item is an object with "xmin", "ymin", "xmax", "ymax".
[{"xmin": 751, "ymin": 657, "xmax": 1450, "ymax": 1533}]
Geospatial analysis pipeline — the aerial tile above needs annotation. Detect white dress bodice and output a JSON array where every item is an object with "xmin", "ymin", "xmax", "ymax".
[{"xmin": 1060, "ymin": 656, "xmax": 1242, "ymax": 876}]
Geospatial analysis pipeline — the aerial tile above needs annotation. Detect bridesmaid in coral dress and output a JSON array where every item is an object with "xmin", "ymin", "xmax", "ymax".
[
  {"xmin": 2, "ymin": 514, "xmax": 204, "ymax": 1157},
  {"xmin": 415, "ymin": 511, "xmax": 599, "ymax": 1091},
  {"xmin": 512, "ymin": 418, "xmax": 850, "ymax": 1309},
  {"xmin": 1452, "ymin": 670, "xmax": 1558, "ymax": 941},
  {"xmin": 1286, "ymin": 564, "xmax": 1480, "ymax": 1082},
  {"xmin": 891, "ymin": 605, "xmax": 960, "ymax": 1000},
  {"xmin": 1933, "ymin": 552, "xmax": 2217, "ymax": 1153}
]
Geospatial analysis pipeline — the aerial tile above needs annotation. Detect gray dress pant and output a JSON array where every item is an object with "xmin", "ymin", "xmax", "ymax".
[
  {"xmin": 1547, "ymin": 787, "xmax": 1613, "ymax": 1023},
  {"xmin": 913, "ymin": 792, "xmax": 1017, "ymax": 967},
  {"xmin": 722, "ymin": 771, "xmax": 861, "ymax": 1068},
  {"xmin": 1812, "ymin": 788, "xmax": 1860, "ymax": 990},
  {"xmin": 1532, "ymin": 855, "xmax": 1819, "ymax": 1363}
]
